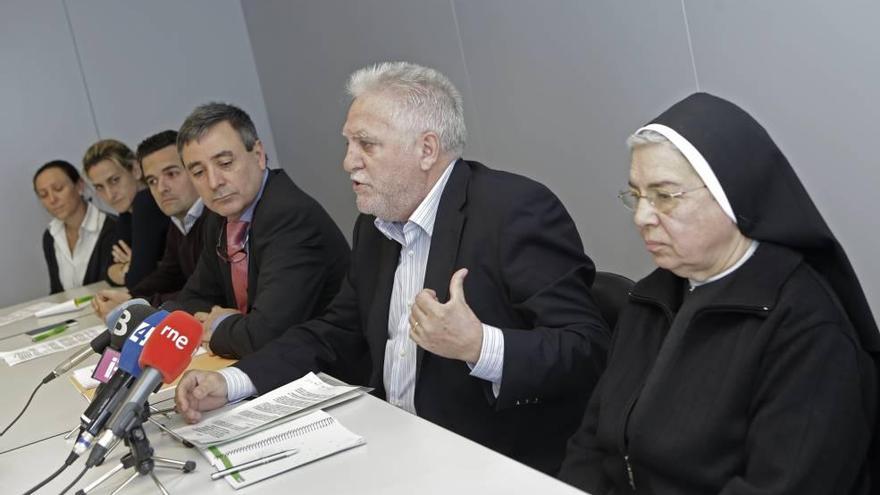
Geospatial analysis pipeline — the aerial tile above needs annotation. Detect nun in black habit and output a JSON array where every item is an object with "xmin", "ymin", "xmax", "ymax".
[{"xmin": 559, "ymin": 93, "xmax": 879, "ymax": 494}]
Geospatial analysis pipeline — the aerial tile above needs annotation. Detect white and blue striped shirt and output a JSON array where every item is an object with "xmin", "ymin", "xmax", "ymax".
[
  {"xmin": 374, "ymin": 161, "xmax": 504, "ymax": 413},
  {"xmin": 220, "ymin": 160, "xmax": 505, "ymax": 411}
]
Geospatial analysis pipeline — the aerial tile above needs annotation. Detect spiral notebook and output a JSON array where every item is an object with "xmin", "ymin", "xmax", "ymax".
[{"xmin": 204, "ymin": 409, "xmax": 365, "ymax": 489}]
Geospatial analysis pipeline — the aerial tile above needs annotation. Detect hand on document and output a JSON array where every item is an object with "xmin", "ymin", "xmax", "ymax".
[{"xmin": 176, "ymin": 369, "xmax": 230, "ymax": 423}]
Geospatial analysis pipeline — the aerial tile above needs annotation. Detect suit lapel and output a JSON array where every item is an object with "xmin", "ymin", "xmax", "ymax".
[
  {"xmin": 366, "ymin": 230, "xmax": 401, "ymax": 374},
  {"xmin": 417, "ymin": 160, "xmax": 470, "ymax": 377},
  {"xmin": 243, "ymin": 171, "xmax": 276, "ymax": 310}
]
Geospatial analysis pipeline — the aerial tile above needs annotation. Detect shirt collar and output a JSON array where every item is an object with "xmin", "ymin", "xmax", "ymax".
[
  {"xmin": 48, "ymin": 216, "xmax": 64, "ymax": 237},
  {"xmin": 170, "ymin": 198, "xmax": 204, "ymax": 235},
  {"xmin": 374, "ymin": 159, "xmax": 457, "ymax": 243},
  {"xmin": 237, "ymin": 169, "xmax": 270, "ymax": 224},
  {"xmin": 82, "ymin": 202, "xmax": 103, "ymax": 233},
  {"xmin": 51, "ymin": 201, "xmax": 101, "ymax": 236},
  {"xmin": 689, "ymin": 239, "xmax": 760, "ymax": 289}
]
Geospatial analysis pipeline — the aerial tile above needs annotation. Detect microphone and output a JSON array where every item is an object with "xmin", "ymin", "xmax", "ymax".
[
  {"xmin": 106, "ymin": 299, "xmax": 153, "ymax": 349},
  {"xmin": 87, "ymin": 311, "xmax": 202, "ymax": 467},
  {"xmin": 70, "ymin": 308, "xmax": 168, "ymax": 461},
  {"xmin": 41, "ymin": 299, "xmax": 151, "ymax": 384}
]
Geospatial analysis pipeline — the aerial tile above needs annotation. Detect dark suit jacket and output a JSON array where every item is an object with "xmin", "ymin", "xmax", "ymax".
[
  {"xmin": 43, "ymin": 211, "xmax": 118, "ymax": 294},
  {"xmin": 174, "ymin": 169, "xmax": 350, "ymax": 359},
  {"xmin": 129, "ymin": 209, "xmax": 207, "ymax": 306},
  {"xmin": 234, "ymin": 160, "xmax": 610, "ymax": 474},
  {"xmin": 119, "ymin": 189, "xmax": 170, "ymax": 289}
]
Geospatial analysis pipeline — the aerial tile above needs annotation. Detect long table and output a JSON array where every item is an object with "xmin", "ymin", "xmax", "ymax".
[
  {"xmin": 0, "ymin": 285, "xmax": 585, "ymax": 494},
  {"xmin": 0, "ymin": 283, "xmax": 107, "ymax": 454}
]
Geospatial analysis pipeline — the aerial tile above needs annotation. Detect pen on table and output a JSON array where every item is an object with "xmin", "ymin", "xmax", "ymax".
[
  {"xmin": 32, "ymin": 323, "xmax": 71, "ymax": 342},
  {"xmin": 146, "ymin": 415, "xmax": 194, "ymax": 448},
  {"xmin": 74, "ymin": 295, "xmax": 95, "ymax": 306},
  {"xmin": 25, "ymin": 318, "xmax": 78, "ymax": 337},
  {"xmin": 33, "ymin": 295, "xmax": 96, "ymax": 319},
  {"xmin": 211, "ymin": 449, "xmax": 299, "ymax": 480},
  {"xmin": 149, "ymin": 404, "xmax": 177, "ymax": 417}
]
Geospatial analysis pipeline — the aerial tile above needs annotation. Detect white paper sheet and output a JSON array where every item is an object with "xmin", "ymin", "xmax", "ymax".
[
  {"xmin": 0, "ymin": 302, "xmax": 55, "ymax": 328},
  {"xmin": 0, "ymin": 324, "xmax": 104, "ymax": 366},
  {"xmin": 172, "ymin": 372, "xmax": 365, "ymax": 447}
]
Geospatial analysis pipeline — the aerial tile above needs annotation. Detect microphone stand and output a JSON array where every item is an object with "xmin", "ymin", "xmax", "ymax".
[{"xmin": 74, "ymin": 404, "xmax": 196, "ymax": 495}]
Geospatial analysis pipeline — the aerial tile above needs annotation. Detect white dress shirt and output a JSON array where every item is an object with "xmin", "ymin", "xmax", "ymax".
[
  {"xmin": 220, "ymin": 161, "xmax": 506, "ymax": 409},
  {"xmin": 48, "ymin": 202, "xmax": 107, "ymax": 291},
  {"xmin": 169, "ymin": 198, "xmax": 204, "ymax": 235}
]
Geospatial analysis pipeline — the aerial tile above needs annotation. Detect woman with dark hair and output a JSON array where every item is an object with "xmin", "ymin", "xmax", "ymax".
[
  {"xmin": 34, "ymin": 160, "xmax": 117, "ymax": 294},
  {"xmin": 559, "ymin": 93, "xmax": 878, "ymax": 494}
]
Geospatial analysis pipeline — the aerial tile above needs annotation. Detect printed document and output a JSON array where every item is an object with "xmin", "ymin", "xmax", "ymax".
[{"xmin": 172, "ymin": 372, "xmax": 366, "ymax": 446}]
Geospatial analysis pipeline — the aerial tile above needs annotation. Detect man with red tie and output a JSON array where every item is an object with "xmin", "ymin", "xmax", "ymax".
[{"xmin": 171, "ymin": 103, "xmax": 350, "ymax": 359}]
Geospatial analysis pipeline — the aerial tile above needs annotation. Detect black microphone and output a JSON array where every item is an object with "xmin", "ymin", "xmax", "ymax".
[{"xmin": 40, "ymin": 298, "xmax": 151, "ymax": 384}]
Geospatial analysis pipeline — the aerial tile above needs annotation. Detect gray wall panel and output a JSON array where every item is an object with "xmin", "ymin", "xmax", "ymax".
[
  {"xmin": 453, "ymin": 0, "xmax": 697, "ymax": 278},
  {"xmin": 684, "ymin": 0, "xmax": 880, "ymax": 319},
  {"xmin": 65, "ymin": 0, "xmax": 278, "ymax": 165},
  {"xmin": 0, "ymin": 1, "xmax": 274, "ymax": 307},
  {"xmin": 241, "ymin": 0, "xmax": 481, "ymax": 239},
  {"xmin": 241, "ymin": 0, "xmax": 877, "ymax": 320},
  {"xmin": 242, "ymin": 0, "xmax": 698, "ymax": 280},
  {"xmin": 0, "ymin": 0, "xmax": 100, "ymax": 305}
]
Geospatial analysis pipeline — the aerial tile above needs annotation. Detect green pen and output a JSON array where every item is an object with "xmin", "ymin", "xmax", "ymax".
[
  {"xmin": 74, "ymin": 295, "xmax": 95, "ymax": 307},
  {"xmin": 32, "ymin": 323, "xmax": 71, "ymax": 342}
]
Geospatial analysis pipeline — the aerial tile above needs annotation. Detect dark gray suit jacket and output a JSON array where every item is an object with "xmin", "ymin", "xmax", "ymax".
[
  {"xmin": 234, "ymin": 160, "xmax": 609, "ymax": 474},
  {"xmin": 174, "ymin": 169, "xmax": 350, "ymax": 359}
]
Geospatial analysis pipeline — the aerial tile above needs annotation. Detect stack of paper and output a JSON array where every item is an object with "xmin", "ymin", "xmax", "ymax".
[
  {"xmin": 172, "ymin": 372, "xmax": 367, "ymax": 446},
  {"xmin": 0, "ymin": 324, "xmax": 105, "ymax": 366},
  {"xmin": 168, "ymin": 373, "xmax": 368, "ymax": 489},
  {"xmin": 0, "ymin": 302, "xmax": 55, "ymax": 327},
  {"xmin": 203, "ymin": 409, "xmax": 365, "ymax": 488}
]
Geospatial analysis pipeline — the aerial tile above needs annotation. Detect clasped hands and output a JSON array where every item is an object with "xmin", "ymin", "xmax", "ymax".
[
  {"xmin": 107, "ymin": 240, "xmax": 133, "ymax": 285},
  {"xmin": 194, "ymin": 305, "xmax": 240, "ymax": 349},
  {"xmin": 91, "ymin": 288, "xmax": 131, "ymax": 321},
  {"xmin": 409, "ymin": 268, "xmax": 483, "ymax": 364}
]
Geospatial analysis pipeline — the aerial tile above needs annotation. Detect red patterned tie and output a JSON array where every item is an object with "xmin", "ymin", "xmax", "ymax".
[{"xmin": 226, "ymin": 220, "xmax": 249, "ymax": 313}]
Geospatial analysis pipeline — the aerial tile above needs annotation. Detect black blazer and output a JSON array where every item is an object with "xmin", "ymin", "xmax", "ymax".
[
  {"xmin": 129, "ymin": 209, "xmax": 207, "ymax": 306},
  {"xmin": 234, "ymin": 160, "xmax": 610, "ymax": 474},
  {"xmin": 174, "ymin": 169, "xmax": 350, "ymax": 359},
  {"xmin": 122, "ymin": 189, "xmax": 170, "ymax": 289},
  {"xmin": 42, "ymin": 210, "xmax": 118, "ymax": 294}
]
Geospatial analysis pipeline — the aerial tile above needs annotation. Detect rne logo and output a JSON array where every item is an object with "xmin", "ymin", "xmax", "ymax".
[{"xmin": 157, "ymin": 325, "xmax": 189, "ymax": 350}]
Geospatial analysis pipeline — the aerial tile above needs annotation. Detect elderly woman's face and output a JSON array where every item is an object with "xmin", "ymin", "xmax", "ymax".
[{"xmin": 629, "ymin": 143, "xmax": 743, "ymax": 281}]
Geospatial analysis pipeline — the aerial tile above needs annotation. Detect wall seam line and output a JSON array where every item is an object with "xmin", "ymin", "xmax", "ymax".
[
  {"xmin": 680, "ymin": 0, "xmax": 701, "ymax": 91},
  {"xmin": 449, "ymin": 0, "xmax": 481, "ymax": 153},
  {"xmin": 61, "ymin": 0, "xmax": 101, "ymax": 138}
]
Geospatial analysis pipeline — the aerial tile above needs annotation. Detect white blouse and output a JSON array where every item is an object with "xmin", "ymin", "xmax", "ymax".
[{"xmin": 48, "ymin": 202, "xmax": 107, "ymax": 290}]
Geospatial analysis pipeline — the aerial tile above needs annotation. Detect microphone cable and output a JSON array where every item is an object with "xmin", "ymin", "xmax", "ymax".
[
  {"xmin": 58, "ymin": 465, "xmax": 89, "ymax": 495},
  {"xmin": 21, "ymin": 459, "xmax": 68, "ymax": 495},
  {"xmin": 21, "ymin": 444, "xmax": 82, "ymax": 494},
  {"xmin": 0, "ymin": 378, "xmax": 46, "ymax": 436}
]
